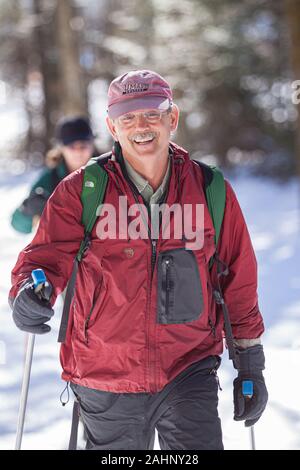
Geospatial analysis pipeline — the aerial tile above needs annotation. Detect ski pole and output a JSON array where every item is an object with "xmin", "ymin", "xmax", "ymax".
[
  {"xmin": 15, "ymin": 269, "xmax": 47, "ymax": 450},
  {"xmin": 249, "ymin": 424, "xmax": 255, "ymax": 450},
  {"xmin": 15, "ymin": 332, "xmax": 35, "ymax": 450},
  {"xmin": 242, "ymin": 380, "xmax": 255, "ymax": 450}
]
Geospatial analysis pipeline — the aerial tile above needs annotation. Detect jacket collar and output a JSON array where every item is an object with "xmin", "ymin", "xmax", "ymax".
[
  {"xmin": 110, "ymin": 140, "xmax": 190, "ymax": 175},
  {"xmin": 104, "ymin": 140, "xmax": 191, "ymax": 207}
]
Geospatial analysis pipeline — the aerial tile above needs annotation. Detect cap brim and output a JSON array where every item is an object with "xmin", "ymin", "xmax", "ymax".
[
  {"xmin": 108, "ymin": 96, "xmax": 171, "ymax": 119},
  {"xmin": 61, "ymin": 135, "xmax": 94, "ymax": 145}
]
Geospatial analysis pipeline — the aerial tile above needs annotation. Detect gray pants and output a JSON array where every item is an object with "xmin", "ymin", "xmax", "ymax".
[{"xmin": 70, "ymin": 355, "xmax": 223, "ymax": 450}]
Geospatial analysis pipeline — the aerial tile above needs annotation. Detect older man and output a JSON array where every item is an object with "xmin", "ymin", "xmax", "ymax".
[{"xmin": 9, "ymin": 70, "xmax": 268, "ymax": 450}]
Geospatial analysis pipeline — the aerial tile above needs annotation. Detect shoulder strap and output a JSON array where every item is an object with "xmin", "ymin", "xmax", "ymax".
[
  {"xmin": 58, "ymin": 153, "xmax": 110, "ymax": 344},
  {"xmin": 82, "ymin": 153, "xmax": 111, "ymax": 232},
  {"xmin": 76, "ymin": 154, "xmax": 110, "ymax": 262},
  {"xmin": 193, "ymin": 160, "xmax": 236, "ymax": 362},
  {"xmin": 193, "ymin": 160, "xmax": 226, "ymax": 251}
]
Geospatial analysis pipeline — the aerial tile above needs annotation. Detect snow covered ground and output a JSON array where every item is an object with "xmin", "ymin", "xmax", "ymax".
[{"xmin": 0, "ymin": 168, "xmax": 299, "ymax": 450}]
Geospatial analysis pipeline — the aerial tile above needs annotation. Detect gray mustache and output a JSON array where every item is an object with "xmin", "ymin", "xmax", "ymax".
[{"xmin": 129, "ymin": 132, "xmax": 157, "ymax": 142}]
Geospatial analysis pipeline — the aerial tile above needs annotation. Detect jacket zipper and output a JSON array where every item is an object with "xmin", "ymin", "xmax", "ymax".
[
  {"xmin": 84, "ymin": 305, "xmax": 94, "ymax": 344},
  {"xmin": 208, "ymin": 317, "xmax": 216, "ymax": 337},
  {"xmin": 164, "ymin": 257, "xmax": 171, "ymax": 319},
  {"xmin": 151, "ymin": 240, "xmax": 157, "ymax": 277},
  {"xmin": 120, "ymin": 160, "xmax": 174, "ymax": 393},
  {"xmin": 147, "ymin": 238, "xmax": 157, "ymax": 393},
  {"xmin": 127, "ymin": 179, "xmax": 159, "ymax": 392},
  {"xmin": 206, "ymin": 265, "xmax": 217, "ymax": 337}
]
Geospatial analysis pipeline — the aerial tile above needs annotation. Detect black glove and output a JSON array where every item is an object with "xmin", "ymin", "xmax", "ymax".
[
  {"xmin": 11, "ymin": 279, "xmax": 54, "ymax": 334},
  {"xmin": 233, "ymin": 345, "xmax": 268, "ymax": 427},
  {"xmin": 21, "ymin": 190, "xmax": 48, "ymax": 217}
]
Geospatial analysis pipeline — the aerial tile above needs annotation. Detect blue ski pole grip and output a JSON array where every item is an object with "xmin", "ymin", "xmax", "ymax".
[
  {"xmin": 31, "ymin": 269, "xmax": 47, "ymax": 289},
  {"xmin": 242, "ymin": 380, "xmax": 254, "ymax": 398}
]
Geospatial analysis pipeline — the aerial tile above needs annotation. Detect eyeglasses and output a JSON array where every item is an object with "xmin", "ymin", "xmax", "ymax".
[{"xmin": 116, "ymin": 107, "xmax": 172, "ymax": 128}]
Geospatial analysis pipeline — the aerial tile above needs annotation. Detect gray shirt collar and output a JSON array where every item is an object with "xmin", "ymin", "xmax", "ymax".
[{"xmin": 123, "ymin": 155, "xmax": 171, "ymax": 205}]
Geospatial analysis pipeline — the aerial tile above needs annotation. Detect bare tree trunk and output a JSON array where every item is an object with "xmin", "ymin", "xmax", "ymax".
[
  {"xmin": 139, "ymin": 0, "xmax": 155, "ymax": 64},
  {"xmin": 33, "ymin": 0, "xmax": 62, "ymax": 146},
  {"xmin": 285, "ymin": 0, "xmax": 300, "ymax": 178},
  {"xmin": 55, "ymin": 0, "xmax": 86, "ymax": 115}
]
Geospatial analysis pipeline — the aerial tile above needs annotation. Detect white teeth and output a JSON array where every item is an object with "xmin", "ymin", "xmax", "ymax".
[
  {"xmin": 134, "ymin": 138, "xmax": 154, "ymax": 143},
  {"xmin": 133, "ymin": 133, "xmax": 155, "ymax": 143}
]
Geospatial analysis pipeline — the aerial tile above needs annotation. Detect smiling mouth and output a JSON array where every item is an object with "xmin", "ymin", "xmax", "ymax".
[
  {"xmin": 133, "ymin": 137, "xmax": 155, "ymax": 145},
  {"xmin": 130, "ymin": 132, "xmax": 157, "ymax": 145}
]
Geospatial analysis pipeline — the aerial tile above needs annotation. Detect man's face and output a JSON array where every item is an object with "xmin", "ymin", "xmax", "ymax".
[{"xmin": 106, "ymin": 104, "xmax": 179, "ymax": 162}]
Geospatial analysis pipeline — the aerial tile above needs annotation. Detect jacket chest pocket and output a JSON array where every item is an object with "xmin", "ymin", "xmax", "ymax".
[{"xmin": 157, "ymin": 248, "xmax": 204, "ymax": 324}]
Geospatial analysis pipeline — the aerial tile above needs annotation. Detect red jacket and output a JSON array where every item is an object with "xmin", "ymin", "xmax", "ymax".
[{"xmin": 9, "ymin": 142, "xmax": 264, "ymax": 393}]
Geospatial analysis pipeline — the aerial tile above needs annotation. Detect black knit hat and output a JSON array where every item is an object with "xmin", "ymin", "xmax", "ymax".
[{"xmin": 55, "ymin": 116, "xmax": 94, "ymax": 145}]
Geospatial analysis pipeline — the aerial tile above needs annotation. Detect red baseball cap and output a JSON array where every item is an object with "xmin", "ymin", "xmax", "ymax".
[{"xmin": 107, "ymin": 69, "xmax": 173, "ymax": 119}]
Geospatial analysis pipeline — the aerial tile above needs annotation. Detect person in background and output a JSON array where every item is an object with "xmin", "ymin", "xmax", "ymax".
[{"xmin": 11, "ymin": 116, "xmax": 95, "ymax": 234}]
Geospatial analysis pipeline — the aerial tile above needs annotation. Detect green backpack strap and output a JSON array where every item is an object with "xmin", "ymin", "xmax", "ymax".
[
  {"xmin": 76, "ymin": 157, "xmax": 109, "ymax": 262},
  {"xmin": 193, "ymin": 160, "xmax": 237, "ymax": 362},
  {"xmin": 204, "ymin": 165, "xmax": 226, "ymax": 268},
  {"xmin": 58, "ymin": 155, "xmax": 109, "ymax": 344},
  {"xmin": 193, "ymin": 160, "xmax": 226, "ymax": 265}
]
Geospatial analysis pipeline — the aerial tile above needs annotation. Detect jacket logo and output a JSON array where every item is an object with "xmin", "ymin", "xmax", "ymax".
[
  {"xmin": 123, "ymin": 248, "xmax": 135, "ymax": 258},
  {"xmin": 122, "ymin": 83, "xmax": 149, "ymax": 94}
]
